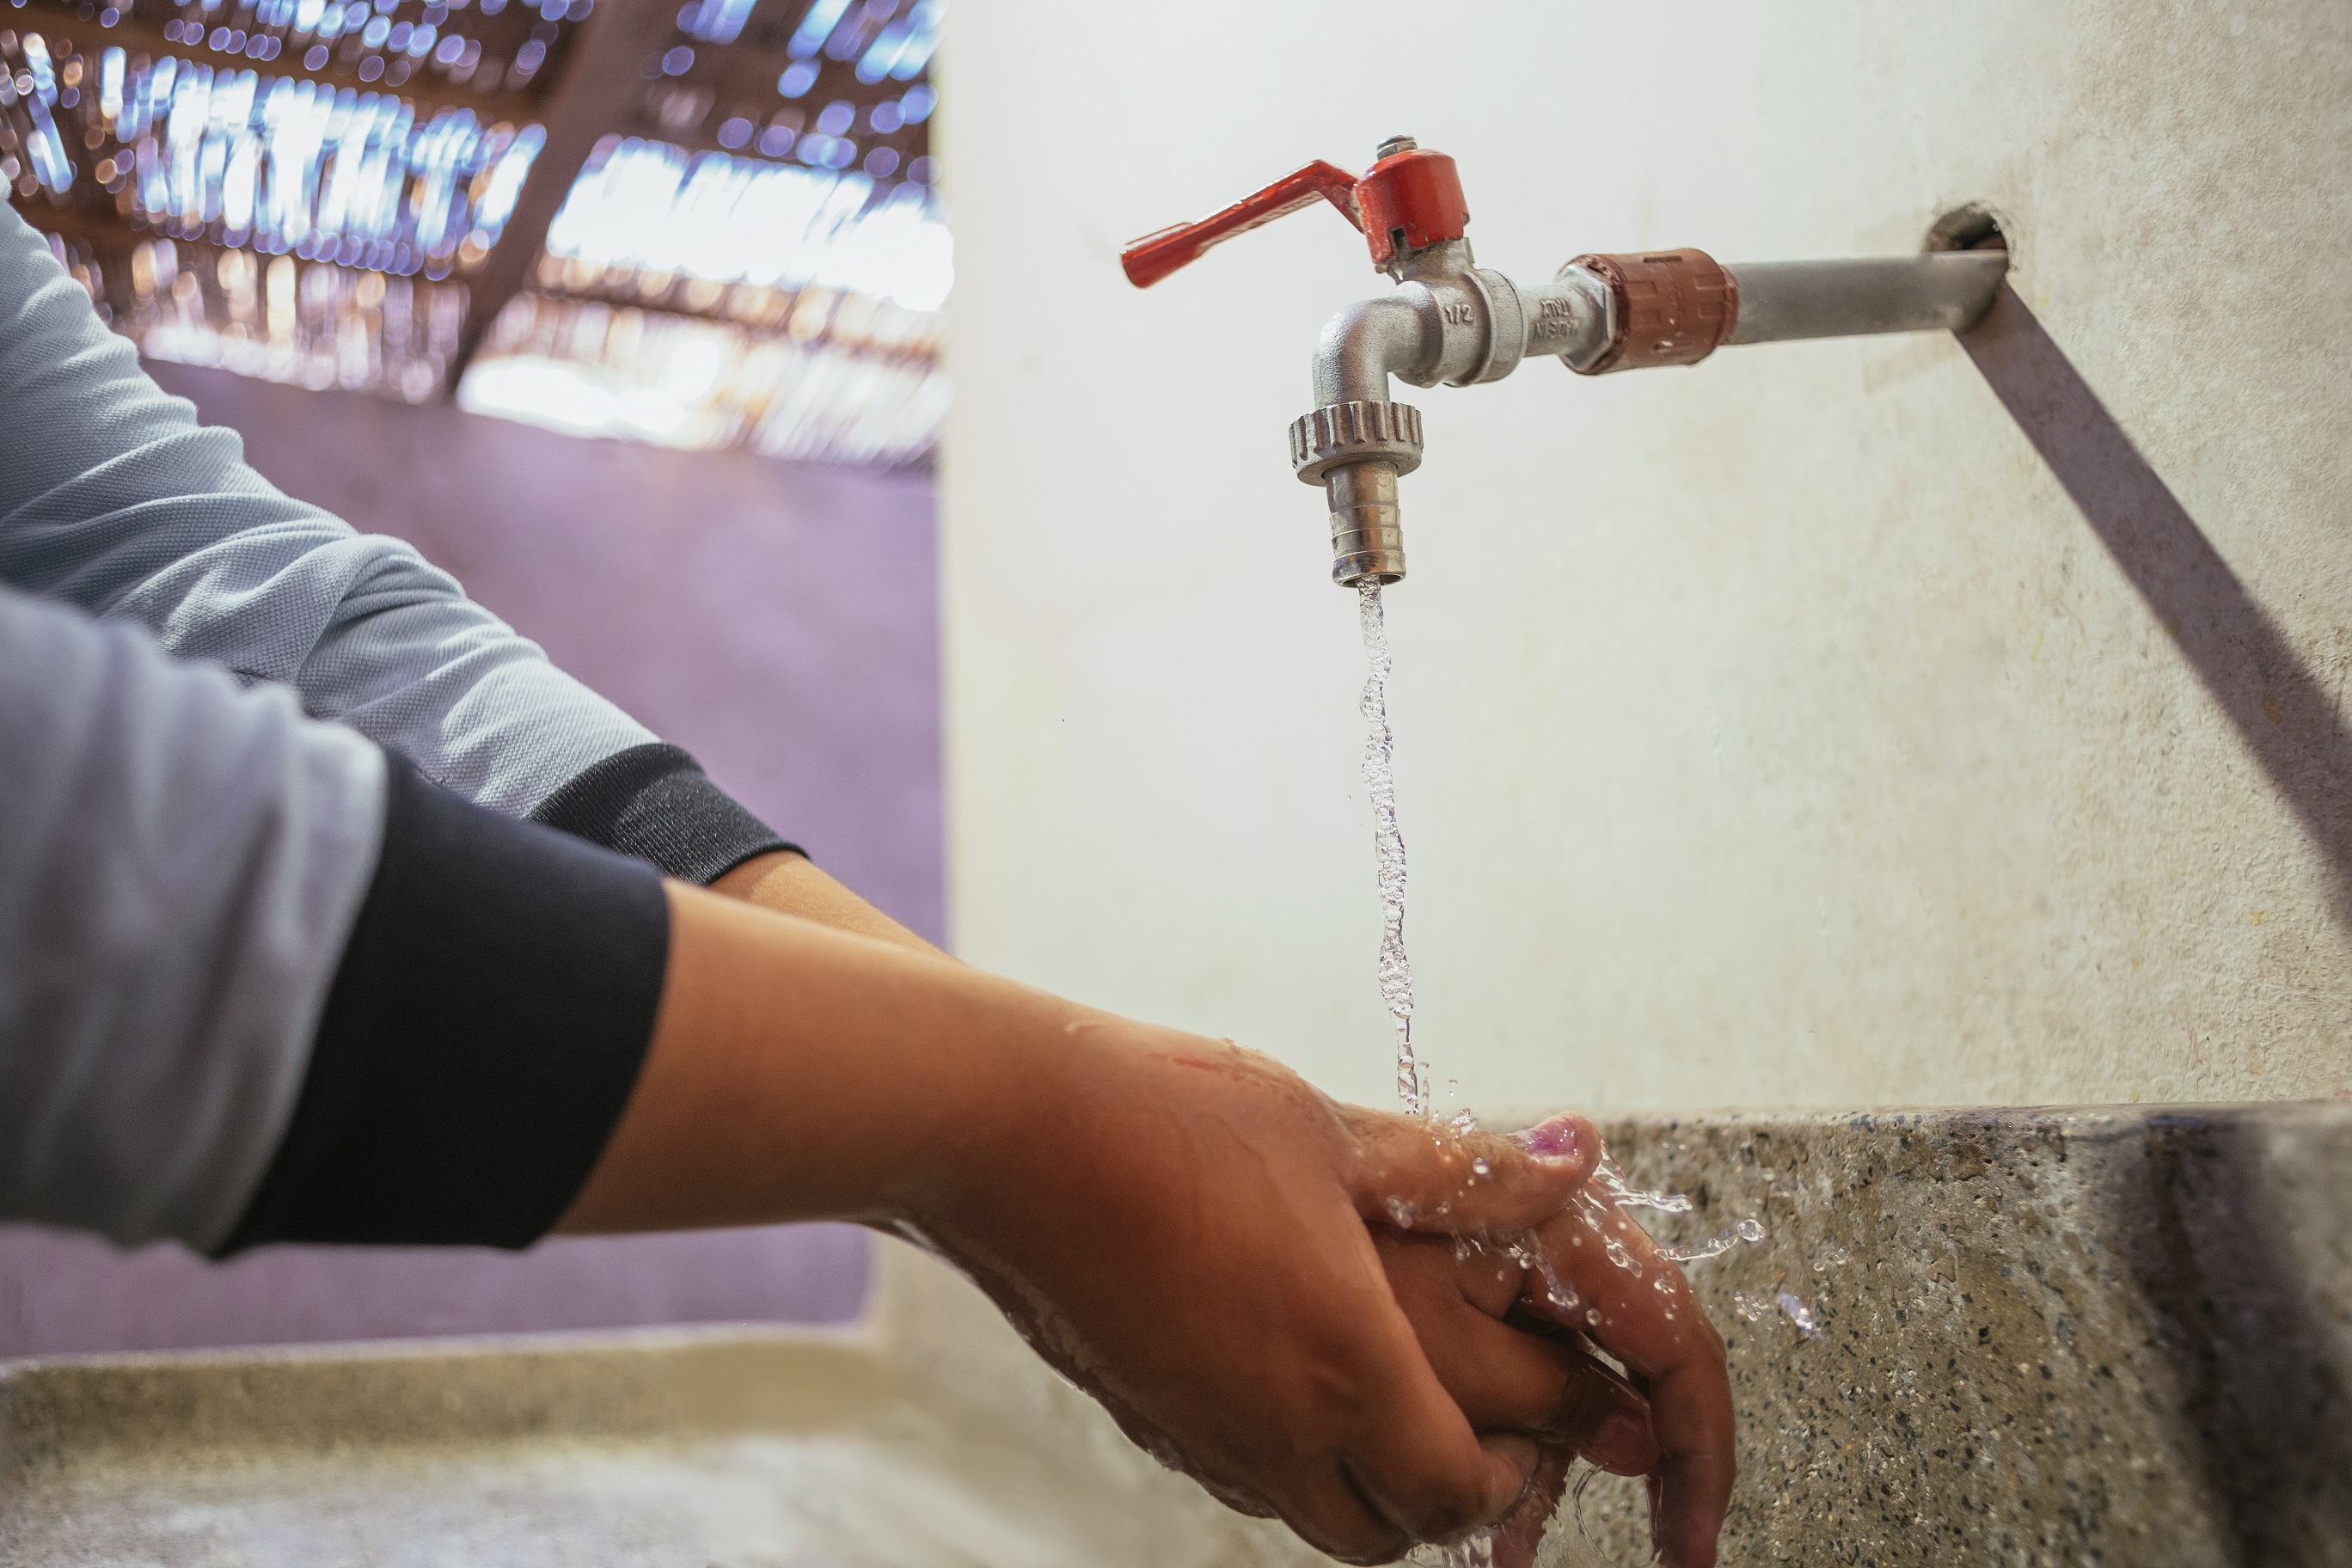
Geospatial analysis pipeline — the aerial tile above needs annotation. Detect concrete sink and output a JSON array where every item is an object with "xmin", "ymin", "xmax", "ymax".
[{"xmin": 4, "ymin": 1103, "xmax": 2346, "ymax": 1565}]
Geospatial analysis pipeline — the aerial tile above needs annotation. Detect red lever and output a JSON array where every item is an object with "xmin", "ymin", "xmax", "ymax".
[
  {"xmin": 1121, "ymin": 146, "xmax": 1471, "ymax": 289},
  {"xmin": 1121, "ymin": 161, "xmax": 1362, "ymax": 289}
]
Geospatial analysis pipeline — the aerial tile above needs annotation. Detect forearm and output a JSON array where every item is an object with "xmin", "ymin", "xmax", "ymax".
[
  {"xmin": 710, "ymin": 849, "xmax": 945, "ymax": 958},
  {"xmin": 0, "ymin": 207, "xmax": 671, "ymax": 827},
  {"xmin": 557, "ymin": 884, "xmax": 1044, "ymax": 1233}
]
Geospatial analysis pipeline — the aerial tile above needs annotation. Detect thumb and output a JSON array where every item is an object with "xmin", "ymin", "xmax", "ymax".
[{"xmin": 1351, "ymin": 1112, "xmax": 1599, "ymax": 1236}]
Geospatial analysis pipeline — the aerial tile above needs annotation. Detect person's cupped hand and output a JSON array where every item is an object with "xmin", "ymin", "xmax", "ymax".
[
  {"xmin": 1375, "ymin": 1117, "xmax": 1734, "ymax": 1567},
  {"xmin": 897, "ymin": 1020, "xmax": 1731, "ymax": 1565}
]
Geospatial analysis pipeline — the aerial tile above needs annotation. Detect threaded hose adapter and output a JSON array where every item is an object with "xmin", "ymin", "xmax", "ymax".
[{"xmin": 1290, "ymin": 399, "xmax": 1423, "ymax": 585}]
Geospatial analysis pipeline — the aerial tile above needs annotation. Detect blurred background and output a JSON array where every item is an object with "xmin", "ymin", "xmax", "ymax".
[{"xmin": 3, "ymin": 0, "xmax": 944, "ymax": 1354}]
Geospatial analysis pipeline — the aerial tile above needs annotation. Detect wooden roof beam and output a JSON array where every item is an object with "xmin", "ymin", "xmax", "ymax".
[{"xmin": 444, "ymin": 0, "xmax": 674, "ymax": 388}]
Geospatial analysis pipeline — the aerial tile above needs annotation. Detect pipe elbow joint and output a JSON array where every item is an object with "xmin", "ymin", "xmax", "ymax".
[{"xmin": 1312, "ymin": 294, "xmax": 1432, "ymax": 407}]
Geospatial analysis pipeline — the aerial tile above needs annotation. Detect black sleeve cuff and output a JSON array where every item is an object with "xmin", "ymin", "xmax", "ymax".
[
  {"xmin": 217, "ymin": 760, "xmax": 671, "ymax": 1253},
  {"xmin": 530, "ymin": 742, "xmax": 801, "ymax": 885}
]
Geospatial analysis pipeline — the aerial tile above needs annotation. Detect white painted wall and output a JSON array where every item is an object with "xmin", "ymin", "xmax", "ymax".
[{"xmin": 936, "ymin": 2, "xmax": 2352, "ymax": 1114}]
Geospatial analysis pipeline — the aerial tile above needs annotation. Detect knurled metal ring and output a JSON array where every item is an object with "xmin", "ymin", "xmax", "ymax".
[{"xmin": 1289, "ymin": 399, "xmax": 1424, "ymax": 486}]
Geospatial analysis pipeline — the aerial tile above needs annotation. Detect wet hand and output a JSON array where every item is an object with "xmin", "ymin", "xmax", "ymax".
[
  {"xmin": 1370, "ymin": 1117, "xmax": 1734, "ymax": 1567},
  {"xmin": 1499, "ymin": 1167, "xmax": 1736, "ymax": 1568},
  {"xmin": 1375, "ymin": 1218, "xmax": 1662, "ymax": 1568},
  {"xmin": 560, "ymin": 887, "xmax": 1682, "ymax": 1565},
  {"xmin": 898, "ymin": 1026, "xmax": 1607, "ymax": 1565}
]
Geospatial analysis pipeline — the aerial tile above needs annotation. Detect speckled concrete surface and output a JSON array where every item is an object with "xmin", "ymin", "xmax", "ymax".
[
  {"xmin": 1545, "ymin": 1103, "xmax": 2352, "ymax": 1566},
  {"xmin": 0, "ymin": 1327, "xmax": 1303, "ymax": 1568},
  {"xmin": 5, "ymin": 1105, "xmax": 2346, "ymax": 1565}
]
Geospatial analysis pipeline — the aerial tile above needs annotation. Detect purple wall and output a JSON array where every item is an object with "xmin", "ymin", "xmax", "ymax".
[{"xmin": 0, "ymin": 366, "xmax": 945, "ymax": 1357}]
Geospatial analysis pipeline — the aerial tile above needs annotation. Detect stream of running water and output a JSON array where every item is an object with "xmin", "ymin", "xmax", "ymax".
[
  {"xmin": 1363, "ymin": 582, "xmax": 1495, "ymax": 1568},
  {"xmin": 1357, "ymin": 581, "xmax": 1427, "ymax": 1118},
  {"xmin": 1359, "ymin": 579, "xmax": 1794, "ymax": 1568}
]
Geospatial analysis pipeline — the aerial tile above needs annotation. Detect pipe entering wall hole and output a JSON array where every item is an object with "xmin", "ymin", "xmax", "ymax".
[{"xmin": 1926, "ymin": 203, "xmax": 2008, "ymax": 253}]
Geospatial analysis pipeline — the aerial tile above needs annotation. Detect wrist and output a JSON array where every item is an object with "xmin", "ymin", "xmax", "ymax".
[
  {"xmin": 708, "ymin": 848, "xmax": 800, "ymax": 902},
  {"xmin": 872, "ymin": 982, "xmax": 1106, "ymax": 1236},
  {"xmin": 560, "ymin": 881, "xmax": 1086, "ymax": 1234}
]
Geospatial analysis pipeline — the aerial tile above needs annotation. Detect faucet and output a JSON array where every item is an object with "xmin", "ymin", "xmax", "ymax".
[{"xmin": 1122, "ymin": 136, "xmax": 2010, "ymax": 586}]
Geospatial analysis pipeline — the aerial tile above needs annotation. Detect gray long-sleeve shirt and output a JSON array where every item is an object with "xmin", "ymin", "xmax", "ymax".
[{"xmin": 0, "ymin": 205, "xmax": 769, "ymax": 1252}]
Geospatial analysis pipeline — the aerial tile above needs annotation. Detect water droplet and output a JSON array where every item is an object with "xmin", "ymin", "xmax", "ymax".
[
  {"xmin": 1736, "ymin": 1218, "xmax": 1766, "ymax": 1243},
  {"xmin": 1470, "ymin": 1157, "xmax": 1491, "ymax": 1179},
  {"xmin": 1601, "ymin": 1235, "xmax": 1644, "ymax": 1278},
  {"xmin": 1776, "ymin": 1291, "xmax": 1825, "ymax": 1341}
]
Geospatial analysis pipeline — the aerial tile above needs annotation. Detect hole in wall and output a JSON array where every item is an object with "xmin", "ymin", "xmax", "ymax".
[{"xmin": 1926, "ymin": 203, "xmax": 2008, "ymax": 254}]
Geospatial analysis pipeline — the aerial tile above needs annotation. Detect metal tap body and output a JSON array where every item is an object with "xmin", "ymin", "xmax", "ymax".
[
  {"xmin": 1292, "ymin": 240, "xmax": 1612, "ymax": 583},
  {"xmin": 1122, "ymin": 139, "xmax": 2010, "ymax": 586},
  {"xmin": 1293, "ymin": 239, "xmax": 2006, "ymax": 585}
]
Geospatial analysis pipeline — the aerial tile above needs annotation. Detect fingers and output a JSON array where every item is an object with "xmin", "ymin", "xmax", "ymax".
[
  {"xmin": 1487, "ymin": 1442, "xmax": 1575, "ymax": 1568},
  {"xmin": 1264, "ymin": 1470, "xmax": 1409, "ymax": 1566},
  {"xmin": 1331, "ymin": 1307, "xmax": 1534, "ymax": 1551},
  {"xmin": 1266, "ymin": 1446, "xmax": 1521, "ymax": 1567},
  {"xmin": 1376, "ymin": 1230, "xmax": 1661, "ymax": 1475},
  {"xmin": 1349, "ymin": 1112, "xmax": 1599, "ymax": 1238},
  {"xmin": 1516, "ymin": 1193, "xmax": 1736, "ymax": 1568},
  {"xmin": 1222, "ymin": 1224, "xmax": 1539, "ymax": 1564}
]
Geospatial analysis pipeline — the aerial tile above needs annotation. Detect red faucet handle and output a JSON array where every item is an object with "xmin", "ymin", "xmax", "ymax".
[
  {"xmin": 1120, "ymin": 160, "xmax": 1364, "ymax": 289},
  {"xmin": 1120, "ymin": 144, "xmax": 1473, "ymax": 288}
]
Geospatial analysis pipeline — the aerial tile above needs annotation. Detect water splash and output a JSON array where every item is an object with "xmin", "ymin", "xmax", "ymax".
[
  {"xmin": 1357, "ymin": 580, "xmax": 1424, "ymax": 1115},
  {"xmin": 1589, "ymin": 1152, "xmax": 1769, "ymax": 1265},
  {"xmin": 1658, "ymin": 1216, "xmax": 1771, "ymax": 1265},
  {"xmin": 1504, "ymin": 1233, "xmax": 1585, "ymax": 1319},
  {"xmin": 1591, "ymin": 1155, "xmax": 1695, "ymax": 1215},
  {"xmin": 1407, "ymin": 1528, "xmax": 1496, "ymax": 1568}
]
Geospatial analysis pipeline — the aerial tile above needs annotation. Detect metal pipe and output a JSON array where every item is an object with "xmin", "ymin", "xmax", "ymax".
[
  {"xmin": 1293, "ymin": 246, "xmax": 2006, "ymax": 589},
  {"xmin": 1723, "ymin": 250, "xmax": 2007, "ymax": 346}
]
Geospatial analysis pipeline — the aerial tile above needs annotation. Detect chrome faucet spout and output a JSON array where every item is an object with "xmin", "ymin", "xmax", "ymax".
[{"xmin": 1312, "ymin": 295, "xmax": 1430, "ymax": 407}]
